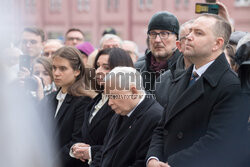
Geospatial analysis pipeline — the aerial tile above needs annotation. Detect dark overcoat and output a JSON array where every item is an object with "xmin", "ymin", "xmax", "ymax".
[
  {"xmin": 91, "ymin": 97, "xmax": 163, "ymax": 167},
  {"xmin": 147, "ymin": 53, "xmax": 249, "ymax": 167}
]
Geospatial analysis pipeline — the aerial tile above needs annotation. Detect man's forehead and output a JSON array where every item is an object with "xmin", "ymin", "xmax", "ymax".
[
  {"xmin": 22, "ymin": 31, "xmax": 41, "ymax": 39},
  {"xmin": 67, "ymin": 31, "xmax": 83, "ymax": 37},
  {"xmin": 193, "ymin": 16, "xmax": 215, "ymax": 27},
  {"xmin": 150, "ymin": 29, "xmax": 172, "ymax": 33}
]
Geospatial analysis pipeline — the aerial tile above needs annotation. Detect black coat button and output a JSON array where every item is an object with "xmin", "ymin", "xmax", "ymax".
[{"xmin": 177, "ymin": 132, "xmax": 183, "ymax": 139}]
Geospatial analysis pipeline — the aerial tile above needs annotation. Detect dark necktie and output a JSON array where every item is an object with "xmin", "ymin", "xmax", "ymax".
[
  {"xmin": 188, "ymin": 71, "xmax": 199, "ymax": 87},
  {"xmin": 116, "ymin": 115, "xmax": 128, "ymax": 132}
]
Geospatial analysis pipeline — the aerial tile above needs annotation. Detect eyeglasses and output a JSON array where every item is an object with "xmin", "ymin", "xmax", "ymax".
[
  {"xmin": 66, "ymin": 37, "xmax": 83, "ymax": 41},
  {"xmin": 21, "ymin": 39, "xmax": 38, "ymax": 45},
  {"xmin": 43, "ymin": 51, "xmax": 55, "ymax": 57},
  {"xmin": 148, "ymin": 31, "xmax": 175, "ymax": 39}
]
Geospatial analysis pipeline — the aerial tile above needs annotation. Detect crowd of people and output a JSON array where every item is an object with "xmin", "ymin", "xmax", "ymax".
[{"xmin": 1, "ymin": 1, "xmax": 250, "ymax": 167}]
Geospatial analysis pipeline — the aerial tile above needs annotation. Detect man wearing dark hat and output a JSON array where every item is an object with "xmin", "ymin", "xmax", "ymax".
[{"xmin": 135, "ymin": 11, "xmax": 181, "ymax": 92}]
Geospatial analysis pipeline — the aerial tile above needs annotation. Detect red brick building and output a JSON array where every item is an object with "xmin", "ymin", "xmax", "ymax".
[{"xmin": 13, "ymin": 0, "xmax": 250, "ymax": 52}]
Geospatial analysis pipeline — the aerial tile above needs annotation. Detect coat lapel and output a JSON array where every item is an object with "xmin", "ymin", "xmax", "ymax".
[
  {"xmin": 167, "ymin": 77, "xmax": 205, "ymax": 121},
  {"xmin": 102, "ymin": 98, "xmax": 153, "ymax": 154},
  {"xmin": 166, "ymin": 53, "xmax": 230, "ymax": 122},
  {"xmin": 55, "ymin": 94, "xmax": 73, "ymax": 122},
  {"xmin": 89, "ymin": 101, "xmax": 111, "ymax": 132}
]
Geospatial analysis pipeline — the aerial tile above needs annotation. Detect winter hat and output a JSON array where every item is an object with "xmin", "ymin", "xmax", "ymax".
[
  {"xmin": 229, "ymin": 31, "xmax": 247, "ymax": 45},
  {"xmin": 147, "ymin": 11, "xmax": 179, "ymax": 36},
  {"xmin": 102, "ymin": 27, "xmax": 117, "ymax": 36},
  {"xmin": 235, "ymin": 41, "xmax": 250, "ymax": 66},
  {"xmin": 76, "ymin": 42, "xmax": 95, "ymax": 56}
]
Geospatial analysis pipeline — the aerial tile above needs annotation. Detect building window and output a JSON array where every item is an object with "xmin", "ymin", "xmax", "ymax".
[
  {"xmin": 146, "ymin": 0, "xmax": 152, "ymax": 8},
  {"xmin": 175, "ymin": 0, "xmax": 181, "ymax": 8},
  {"xmin": 139, "ymin": 0, "xmax": 144, "ymax": 9},
  {"xmin": 77, "ymin": 0, "xmax": 90, "ymax": 11},
  {"xmin": 184, "ymin": 0, "xmax": 189, "ymax": 7},
  {"xmin": 50, "ymin": 0, "xmax": 62, "ymax": 11},
  {"xmin": 25, "ymin": 0, "xmax": 36, "ymax": 11},
  {"xmin": 235, "ymin": 0, "xmax": 250, "ymax": 6},
  {"xmin": 114, "ymin": 0, "xmax": 120, "ymax": 9},
  {"xmin": 139, "ymin": 0, "xmax": 152, "ymax": 9},
  {"xmin": 107, "ymin": 0, "xmax": 120, "ymax": 11}
]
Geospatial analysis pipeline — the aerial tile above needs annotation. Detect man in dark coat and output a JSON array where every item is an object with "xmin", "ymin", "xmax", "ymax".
[
  {"xmin": 147, "ymin": 14, "xmax": 249, "ymax": 167},
  {"xmin": 91, "ymin": 67, "xmax": 163, "ymax": 167},
  {"xmin": 154, "ymin": 20, "xmax": 193, "ymax": 107},
  {"xmin": 135, "ymin": 11, "xmax": 181, "ymax": 92}
]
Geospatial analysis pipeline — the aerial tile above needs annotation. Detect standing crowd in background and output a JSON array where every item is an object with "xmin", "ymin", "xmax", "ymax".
[{"xmin": 1, "ymin": 1, "xmax": 250, "ymax": 167}]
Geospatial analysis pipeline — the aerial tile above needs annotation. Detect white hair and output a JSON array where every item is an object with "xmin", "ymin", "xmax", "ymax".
[
  {"xmin": 122, "ymin": 40, "xmax": 139, "ymax": 56},
  {"xmin": 99, "ymin": 34, "xmax": 122, "ymax": 48},
  {"xmin": 178, "ymin": 19, "xmax": 194, "ymax": 39},
  {"xmin": 105, "ymin": 66, "xmax": 145, "ymax": 92},
  {"xmin": 45, "ymin": 39, "xmax": 64, "ymax": 47}
]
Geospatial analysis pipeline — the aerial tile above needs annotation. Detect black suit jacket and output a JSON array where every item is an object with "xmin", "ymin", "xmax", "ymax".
[
  {"xmin": 91, "ymin": 97, "xmax": 163, "ymax": 167},
  {"xmin": 147, "ymin": 53, "xmax": 250, "ymax": 167},
  {"xmin": 41, "ymin": 91, "xmax": 91, "ymax": 167},
  {"xmin": 75, "ymin": 93, "xmax": 114, "ymax": 167}
]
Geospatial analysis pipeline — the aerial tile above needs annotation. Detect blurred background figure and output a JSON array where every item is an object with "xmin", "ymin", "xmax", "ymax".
[
  {"xmin": 102, "ymin": 27, "xmax": 117, "ymax": 36},
  {"xmin": 2, "ymin": 47, "xmax": 22, "ymax": 81},
  {"xmin": 229, "ymin": 31, "xmax": 248, "ymax": 49},
  {"xmin": 86, "ymin": 34, "xmax": 122, "ymax": 68},
  {"xmin": 19, "ymin": 27, "xmax": 45, "ymax": 65},
  {"xmin": 235, "ymin": 41, "xmax": 250, "ymax": 73},
  {"xmin": 225, "ymin": 31, "xmax": 248, "ymax": 72},
  {"xmin": 236, "ymin": 33, "xmax": 250, "ymax": 50},
  {"xmin": 0, "ymin": 57, "xmax": 59, "ymax": 167},
  {"xmin": 43, "ymin": 39, "xmax": 63, "ymax": 58},
  {"xmin": 122, "ymin": 40, "xmax": 139, "ymax": 63},
  {"xmin": 64, "ymin": 28, "xmax": 85, "ymax": 47},
  {"xmin": 76, "ymin": 42, "xmax": 95, "ymax": 65},
  {"xmin": 224, "ymin": 44, "xmax": 237, "ymax": 71},
  {"xmin": 32, "ymin": 57, "xmax": 57, "ymax": 96},
  {"xmin": 100, "ymin": 34, "xmax": 122, "ymax": 49}
]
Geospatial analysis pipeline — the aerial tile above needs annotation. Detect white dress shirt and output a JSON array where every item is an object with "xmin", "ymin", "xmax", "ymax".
[
  {"xmin": 55, "ymin": 90, "xmax": 67, "ymax": 118},
  {"xmin": 192, "ymin": 60, "xmax": 215, "ymax": 80}
]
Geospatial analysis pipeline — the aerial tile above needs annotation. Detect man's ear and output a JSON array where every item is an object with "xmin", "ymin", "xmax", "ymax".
[
  {"xmin": 212, "ymin": 37, "xmax": 224, "ymax": 51},
  {"xmin": 176, "ymin": 41, "xmax": 181, "ymax": 52}
]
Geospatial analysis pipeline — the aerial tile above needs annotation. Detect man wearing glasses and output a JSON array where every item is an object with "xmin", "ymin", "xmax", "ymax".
[
  {"xmin": 20, "ymin": 27, "xmax": 45, "ymax": 64},
  {"xmin": 135, "ymin": 11, "xmax": 181, "ymax": 92},
  {"xmin": 65, "ymin": 28, "xmax": 85, "ymax": 47}
]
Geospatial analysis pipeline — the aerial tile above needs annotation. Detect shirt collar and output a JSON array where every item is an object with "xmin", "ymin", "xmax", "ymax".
[
  {"xmin": 193, "ymin": 60, "xmax": 215, "ymax": 77},
  {"xmin": 127, "ymin": 93, "xmax": 146, "ymax": 117},
  {"xmin": 56, "ymin": 90, "xmax": 67, "ymax": 101}
]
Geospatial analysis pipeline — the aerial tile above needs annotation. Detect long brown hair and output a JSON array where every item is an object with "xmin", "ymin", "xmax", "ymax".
[{"xmin": 53, "ymin": 46, "xmax": 95, "ymax": 97}]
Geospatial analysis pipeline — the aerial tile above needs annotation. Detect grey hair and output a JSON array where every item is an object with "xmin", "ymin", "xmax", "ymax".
[
  {"xmin": 178, "ymin": 19, "xmax": 194, "ymax": 39},
  {"xmin": 236, "ymin": 33, "xmax": 250, "ymax": 51},
  {"xmin": 104, "ymin": 66, "xmax": 145, "ymax": 93},
  {"xmin": 99, "ymin": 34, "xmax": 122, "ymax": 49},
  {"xmin": 122, "ymin": 40, "xmax": 139, "ymax": 56}
]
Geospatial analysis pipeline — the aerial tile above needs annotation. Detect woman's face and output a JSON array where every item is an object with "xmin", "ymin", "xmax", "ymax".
[
  {"xmin": 95, "ymin": 54, "xmax": 110, "ymax": 86},
  {"xmin": 33, "ymin": 63, "xmax": 52, "ymax": 86},
  {"xmin": 52, "ymin": 56, "xmax": 80, "ymax": 93}
]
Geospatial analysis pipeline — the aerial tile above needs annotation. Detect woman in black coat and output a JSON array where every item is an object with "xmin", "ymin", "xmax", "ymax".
[
  {"xmin": 69, "ymin": 48, "xmax": 134, "ymax": 166},
  {"xmin": 40, "ymin": 46, "xmax": 95, "ymax": 167}
]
